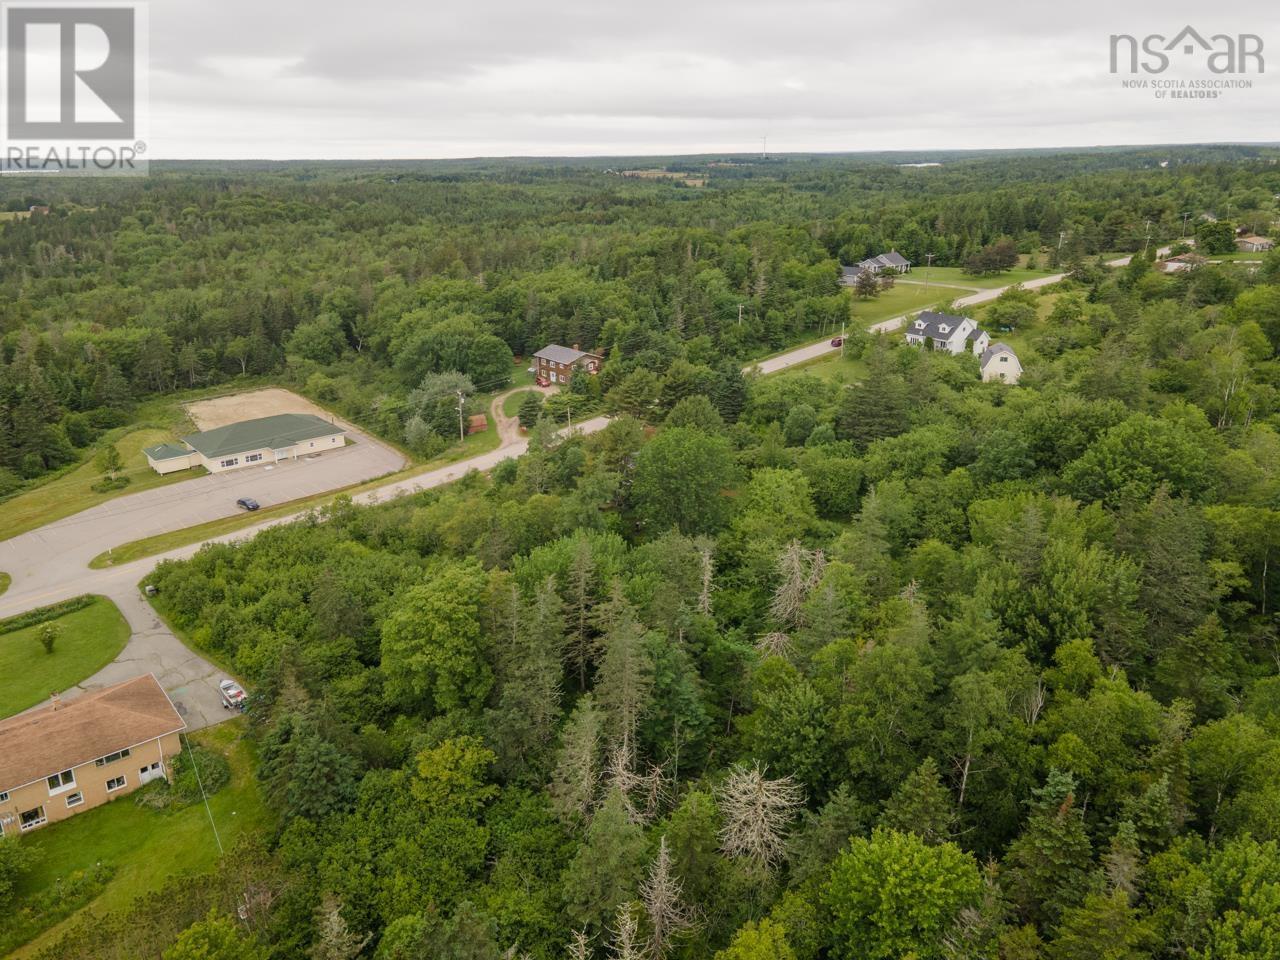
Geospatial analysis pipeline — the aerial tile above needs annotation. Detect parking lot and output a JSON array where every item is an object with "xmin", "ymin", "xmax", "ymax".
[{"xmin": 0, "ymin": 421, "xmax": 404, "ymax": 607}]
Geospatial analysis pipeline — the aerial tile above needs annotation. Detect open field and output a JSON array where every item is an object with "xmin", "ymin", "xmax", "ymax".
[
  {"xmin": 3, "ymin": 721, "xmax": 268, "ymax": 958},
  {"xmin": 849, "ymin": 281, "xmax": 973, "ymax": 326},
  {"xmin": 0, "ymin": 572, "xmax": 9, "ymax": 596},
  {"xmin": 0, "ymin": 596, "xmax": 130, "ymax": 716},
  {"xmin": 907, "ymin": 264, "xmax": 1057, "ymax": 290},
  {"xmin": 0, "ymin": 210, "xmax": 32, "ymax": 221}
]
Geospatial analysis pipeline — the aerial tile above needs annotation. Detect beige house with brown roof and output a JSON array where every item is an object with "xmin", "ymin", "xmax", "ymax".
[{"xmin": 0, "ymin": 675, "xmax": 185, "ymax": 837}]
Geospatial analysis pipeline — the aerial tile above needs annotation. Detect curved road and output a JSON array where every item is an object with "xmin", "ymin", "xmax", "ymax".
[
  {"xmin": 3, "ymin": 252, "xmax": 1171, "ymax": 726},
  {"xmin": 0, "ymin": 395, "xmax": 602, "ymax": 728},
  {"xmin": 748, "ymin": 250, "xmax": 1168, "ymax": 375}
]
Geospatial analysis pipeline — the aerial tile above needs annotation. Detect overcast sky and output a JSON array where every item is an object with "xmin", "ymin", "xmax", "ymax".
[{"xmin": 146, "ymin": 0, "xmax": 1276, "ymax": 158}]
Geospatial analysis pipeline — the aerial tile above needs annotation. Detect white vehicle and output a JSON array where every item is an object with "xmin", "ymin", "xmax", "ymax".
[{"xmin": 219, "ymin": 679, "xmax": 248, "ymax": 711}]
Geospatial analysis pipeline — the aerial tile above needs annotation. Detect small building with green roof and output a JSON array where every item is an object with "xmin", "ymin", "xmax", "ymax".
[{"xmin": 143, "ymin": 413, "xmax": 345, "ymax": 475}]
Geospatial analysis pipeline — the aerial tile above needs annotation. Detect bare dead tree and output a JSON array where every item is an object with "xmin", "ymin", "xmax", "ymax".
[
  {"xmin": 754, "ymin": 630, "xmax": 794, "ymax": 661},
  {"xmin": 641, "ymin": 836, "xmax": 697, "ymax": 958},
  {"xmin": 716, "ymin": 763, "xmax": 804, "ymax": 874},
  {"xmin": 608, "ymin": 903, "xmax": 646, "ymax": 960},
  {"xmin": 309, "ymin": 892, "xmax": 371, "ymax": 960},
  {"xmin": 769, "ymin": 541, "xmax": 826, "ymax": 634},
  {"xmin": 694, "ymin": 537, "xmax": 717, "ymax": 616},
  {"xmin": 564, "ymin": 929, "xmax": 593, "ymax": 960},
  {"xmin": 550, "ymin": 695, "xmax": 604, "ymax": 825},
  {"xmin": 606, "ymin": 740, "xmax": 668, "ymax": 824}
]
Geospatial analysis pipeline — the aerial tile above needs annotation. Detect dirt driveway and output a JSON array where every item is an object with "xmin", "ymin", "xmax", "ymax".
[{"xmin": 186, "ymin": 387, "xmax": 348, "ymax": 431}]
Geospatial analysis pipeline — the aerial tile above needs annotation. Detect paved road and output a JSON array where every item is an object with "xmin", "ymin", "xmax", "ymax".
[
  {"xmin": 748, "ymin": 249, "xmax": 1176, "ymax": 375},
  {"xmin": 3, "ymin": 249, "xmax": 1181, "ymax": 726},
  {"xmin": 0, "ymin": 400, "xmax": 606, "ymax": 727}
]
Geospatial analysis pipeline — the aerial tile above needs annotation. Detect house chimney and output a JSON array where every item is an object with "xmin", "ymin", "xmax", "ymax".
[{"xmin": 572, "ymin": 343, "xmax": 580, "ymax": 351}]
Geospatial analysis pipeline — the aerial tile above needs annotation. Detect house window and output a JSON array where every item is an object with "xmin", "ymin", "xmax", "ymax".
[
  {"xmin": 219, "ymin": 458, "xmax": 239, "ymax": 468},
  {"xmin": 65, "ymin": 791, "xmax": 84, "ymax": 808},
  {"xmin": 105, "ymin": 775, "xmax": 127, "ymax": 792},
  {"xmin": 19, "ymin": 807, "xmax": 46, "ymax": 831},
  {"xmin": 0, "ymin": 790, "xmax": 8, "ymax": 802},
  {"xmin": 999, "ymin": 356, "xmax": 1008, "ymax": 363},
  {"xmin": 95, "ymin": 748, "xmax": 131, "ymax": 767},
  {"xmin": 245, "ymin": 453, "xmax": 263, "ymax": 463},
  {"xmin": 47, "ymin": 770, "xmax": 75, "ymax": 793}
]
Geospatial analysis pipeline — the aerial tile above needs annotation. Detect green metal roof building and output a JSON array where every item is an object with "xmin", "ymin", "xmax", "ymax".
[{"xmin": 143, "ymin": 413, "xmax": 345, "ymax": 475}]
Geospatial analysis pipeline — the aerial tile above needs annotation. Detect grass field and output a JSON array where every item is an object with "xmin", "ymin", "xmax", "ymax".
[
  {"xmin": 0, "ymin": 210, "xmax": 32, "ymax": 221},
  {"xmin": 906, "ymin": 264, "xmax": 1058, "ymax": 290},
  {"xmin": 502, "ymin": 388, "xmax": 541, "ymax": 418},
  {"xmin": 5, "ymin": 721, "xmax": 269, "ymax": 958},
  {"xmin": 778, "ymin": 351, "xmax": 871, "ymax": 384},
  {"xmin": 0, "ymin": 572, "xmax": 9, "ymax": 596},
  {"xmin": 849, "ymin": 281, "xmax": 974, "ymax": 327},
  {"xmin": 0, "ymin": 596, "xmax": 130, "ymax": 716},
  {"xmin": 0, "ymin": 425, "xmax": 208, "ymax": 543}
]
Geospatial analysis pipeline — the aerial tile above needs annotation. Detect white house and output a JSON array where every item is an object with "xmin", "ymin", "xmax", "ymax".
[
  {"xmin": 1237, "ymin": 236, "xmax": 1274, "ymax": 253},
  {"xmin": 904, "ymin": 311, "xmax": 990, "ymax": 356},
  {"xmin": 144, "ymin": 413, "xmax": 345, "ymax": 475},
  {"xmin": 980, "ymin": 343, "xmax": 1022, "ymax": 383}
]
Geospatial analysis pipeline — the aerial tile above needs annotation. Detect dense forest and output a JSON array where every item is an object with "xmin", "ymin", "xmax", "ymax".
[
  {"xmin": 2, "ymin": 146, "xmax": 1277, "ymax": 478},
  {"xmin": 6, "ymin": 148, "xmax": 1280, "ymax": 959}
]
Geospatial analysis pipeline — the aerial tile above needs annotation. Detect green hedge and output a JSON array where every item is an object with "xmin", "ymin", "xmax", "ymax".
[{"xmin": 0, "ymin": 595, "xmax": 96, "ymax": 636}]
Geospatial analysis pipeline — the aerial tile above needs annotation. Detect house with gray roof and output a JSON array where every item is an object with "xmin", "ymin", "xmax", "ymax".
[
  {"xmin": 904, "ymin": 310, "xmax": 990, "ymax": 357},
  {"xmin": 533, "ymin": 344, "xmax": 603, "ymax": 386},
  {"xmin": 840, "ymin": 250, "xmax": 911, "ymax": 285},
  {"xmin": 980, "ymin": 343, "xmax": 1022, "ymax": 383},
  {"xmin": 143, "ymin": 413, "xmax": 345, "ymax": 475}
]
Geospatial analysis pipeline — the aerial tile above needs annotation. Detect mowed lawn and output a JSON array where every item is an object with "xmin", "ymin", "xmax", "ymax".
[
  {"xmin": 849, "ymin": 281, "xmax": 975, "ymax": 327},
  {"xmin": 0, "ymin": 596, "xmax": 130, "ymax": 716},
  {"xmin": 0, "ymin": 427, "xmax": 205, "ymax": 542},
  {"xmin": 906, "ymin": 264, "xmax": 1058, "ymax": 290},
  {"xmin": 6, "ymin": 721, "xmax": 269, "ymax": 958},
  {"xmin": 0, "ymin": 572, "xmax": 10, "ymax": 596}
]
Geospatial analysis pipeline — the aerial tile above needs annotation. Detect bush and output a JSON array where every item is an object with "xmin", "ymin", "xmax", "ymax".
[
  {"xmin": 0, "ymin": 595, "xmax": 95, "ymax": 635},
  {"xmin": 90, "ymin": 475, "xmax": 131, "ymax": 493},
  {"xmin": 136, "ymin": 744, "xmax": 231, "ymax": 810}
]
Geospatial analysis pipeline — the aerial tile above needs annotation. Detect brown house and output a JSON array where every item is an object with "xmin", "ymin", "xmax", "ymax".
[
  {"xmin": 0, "ymin": 674, "xmax": 185, "ymax": 838},
  {"xmin": 533, "ymin": 344, "xmax": 602, "ymax": 386}
]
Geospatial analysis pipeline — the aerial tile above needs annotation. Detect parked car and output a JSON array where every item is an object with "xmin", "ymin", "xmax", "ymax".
[
  {"xmin": 535, "ymin": 376, "xmax": 550, "ymax": 387},
  {"xmin": 219, "ymin": 679, "xmax": 247, "ymax": 711},
  {"xmin": 830, "ymin": 336, "xmax": 844, "ymax": 347},
  {"xmin": 236, "ymin": 497, "xmax": 260, "ymax": 511}
]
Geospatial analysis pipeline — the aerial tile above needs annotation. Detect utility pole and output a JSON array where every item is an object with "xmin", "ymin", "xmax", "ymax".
[
  {"xmin": 924, "ymin": 252, "xmax": 934, "ymax": 294},
  {"xmin": 840, "ymin": 321, "xmax": 846, "ymax": 359},
  {"xmin": 1181, "ymin": 211, "xmax": 1191, "ymax": 237},
  {"xmin": 761, "ymin": 136, "xmax": 767, "ymax": 160},
  {"xmin": 455, "ymin": 389, "xmax": 466, "ymax": 442},
  {"xmin": 1142, "ymin": 219, "xmax": 1153, "ymax": 258},
  {"xmin": 737, "ymin": 303, "xmax": 743, "ymax": 327}
]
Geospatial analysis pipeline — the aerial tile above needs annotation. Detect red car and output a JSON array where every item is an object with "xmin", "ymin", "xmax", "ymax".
[
  {"xmin": 535, "ymin": 376, "xmax": 550, "ymax": 387},
  {"xmin": 830, "ymin": 336, "xmax": 844, "ymax": 347}
]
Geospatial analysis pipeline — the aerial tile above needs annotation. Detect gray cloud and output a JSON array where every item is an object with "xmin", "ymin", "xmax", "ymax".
[{"xmin": 144, "ymin": 0, "xmax": 1277, "ymax": 157}]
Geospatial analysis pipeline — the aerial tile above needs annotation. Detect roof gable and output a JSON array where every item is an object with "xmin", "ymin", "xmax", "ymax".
[{"xmin": 0, "ymin": 674, "xmax": 185, "ymax": 792}]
